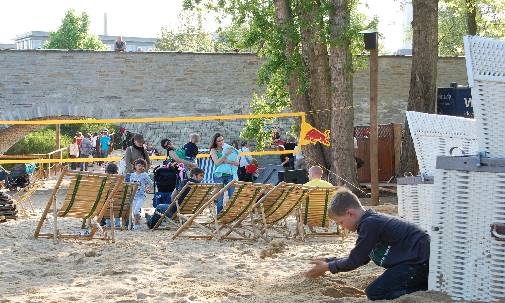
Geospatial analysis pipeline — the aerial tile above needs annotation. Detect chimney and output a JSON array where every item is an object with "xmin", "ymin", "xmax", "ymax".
[{"xmin": 104, "ymin": 13, "xmax": 108, "ymax": 36}]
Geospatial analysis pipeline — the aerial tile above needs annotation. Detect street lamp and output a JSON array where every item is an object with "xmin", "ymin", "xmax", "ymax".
[{"xmin": 360, "ymin": 30, "xmax": 379, "ymax": 205}]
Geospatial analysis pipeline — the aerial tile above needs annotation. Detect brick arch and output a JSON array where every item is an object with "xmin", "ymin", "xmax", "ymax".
[{"xmin": 0, "ymin": 103, "xmax": 117, "ymax": 155}]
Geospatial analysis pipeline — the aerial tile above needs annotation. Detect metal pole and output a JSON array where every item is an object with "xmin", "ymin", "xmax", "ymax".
[{"xmin": 370, "ymin": 48, "xmax": 379, "ymax": 205}]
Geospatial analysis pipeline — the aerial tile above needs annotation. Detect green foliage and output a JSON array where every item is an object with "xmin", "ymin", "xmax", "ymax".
[
  {"xmin": 4, "ymin": 120, "xmax": 117, "ymax": 159},
  {"xmin": 44, "ymin": 9, "xmax": 107, "ymax": 50},
  {"xmin": 183, "ymin": 0, "xmax": 376, "ymax": 147},
  {"xmin": 59, "ymin": 119, "xmax": 119, "ymax": 137},
  {"xmin": 437, "ymin": 0, "xmax": 505, "ymax": 56},
  {"xmin": 5, "ymin": 128, "xmax": 72, "ymax": 156},
  {"xmin": 155, "ymin": 10, "xmax": 216, "ymax": 52}
]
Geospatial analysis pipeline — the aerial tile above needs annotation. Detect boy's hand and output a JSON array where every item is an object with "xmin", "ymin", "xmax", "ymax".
[{"xmin": 304, "ymin": 259, "xmax": 329, "ymax": 278}]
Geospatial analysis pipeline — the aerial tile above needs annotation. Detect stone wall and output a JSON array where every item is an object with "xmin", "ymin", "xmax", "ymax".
[
  {"xmin": 0, "ymin": 50, "xmax": 468, "ymax": 154},
  {"xmin": 353, "ymin": 56, "xmax": 468, "ymax": 125}
]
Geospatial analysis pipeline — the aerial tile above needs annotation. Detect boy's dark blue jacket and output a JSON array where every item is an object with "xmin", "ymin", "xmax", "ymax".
[{"xmin": 327, "ymin": 209, "xmax": 430, "ymax": 274}]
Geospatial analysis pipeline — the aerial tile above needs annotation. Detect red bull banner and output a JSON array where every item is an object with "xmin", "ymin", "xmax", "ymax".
[{"xmin": 299, "ymin": 121, "xmax": 331, "ymax": 146}]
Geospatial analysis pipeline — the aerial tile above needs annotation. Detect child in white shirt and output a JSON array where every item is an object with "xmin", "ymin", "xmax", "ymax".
[{"xmin": 129, "ymin": 158, "xmax": 153, "ymax": 230}]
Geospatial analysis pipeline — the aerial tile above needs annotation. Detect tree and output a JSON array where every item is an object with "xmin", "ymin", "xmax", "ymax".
[
  {"xmin": 44, "ymin": 10, "xmax": 107, "ymax": 50},
  {"xmin": 328, "ymin": 0, "xmax": 360, "ymax": 187},
  {"xmin": 272, "ymin": 0, "xmax": 329, "ymax": 171},
  {"xmin": 438, "ymin": 0, "xmax": 505, "ymax": 56},
  {"xmin": 183, "ymin": 0, "xmax": 375, "ymax": 190},
  {"xmin": 400, "ymin": 0, "xmax": 438, "ymax": 175},
  {"xmin": 155, "ymin": 10, "xmax": 215, "ymax": 52}
]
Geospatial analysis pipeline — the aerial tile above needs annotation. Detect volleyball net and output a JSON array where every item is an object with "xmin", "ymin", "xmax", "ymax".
[{"xmin": 0, "ymin": 112, "xmax": 325, "ymax": 165}]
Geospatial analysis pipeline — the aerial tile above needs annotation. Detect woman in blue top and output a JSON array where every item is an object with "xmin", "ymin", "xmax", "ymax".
[{"xmin": 210, "ymin": 133, "xmax": 239, "ymax": 214}]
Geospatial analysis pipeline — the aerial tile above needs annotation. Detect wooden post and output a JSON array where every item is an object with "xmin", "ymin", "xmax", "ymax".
[
  {"xmin": 369, "ymin": 47, "xmax": 379, "ymax": 205},
  {"xmin": 55, "ymin": 124, "xmax": 61, "ymax": 156},
  {"xmin": 393, "ymin": 123, "xmax": 403, "ymax": 177},
  {"xmin": 54, "ymin": 124, "xmax": 61, "ymax": 175}
]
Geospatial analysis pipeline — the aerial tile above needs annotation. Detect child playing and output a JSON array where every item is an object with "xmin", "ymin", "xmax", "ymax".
[
  {"xmin": 129, "ymin": 158, "xmax": 153, "ymax": 230},
  {"xmin": 244, "ymin": 158, "xmax": 258, "ymax": 182},
  {"xmin": 305, "ymin": 188, "xmax": 430, "ymax": 300}
]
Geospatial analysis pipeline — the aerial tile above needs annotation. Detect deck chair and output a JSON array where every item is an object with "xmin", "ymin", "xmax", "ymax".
[
  {"xmin": 253, "ymin": 182, "xmax": 309, "ymax": 240},
  {"xmin": 11, "ymin": 178, "xmax": 42, "ymax": 217},
  {"xmin": 172, "ymin": 181, "xmax": 271, "ymax": 240},
  {"xmin": 102, "ymin": 182, "xmax": 138, "ymax": 230},
  {"xmin": 152, "ymin": 182, "xmax": 221, "ymax": 230},
  {"xmin": 34, "ymin": 170, "xmax": 124, "ymax": 242},
  {"xmin": 299, "ymin": 186, "xmax": 341, "ymax": 240}
]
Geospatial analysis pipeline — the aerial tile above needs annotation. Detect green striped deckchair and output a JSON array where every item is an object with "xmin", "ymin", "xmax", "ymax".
[
  {"xmin": 253, "ymin": 182, "xmax": 309, "ymax": 240},
  {"xmin": 102, "ymin": 182, "xmax": 138, "ymax": 230},
  {"xmin": 172, "ymin": 181, "xmax": 271, "ymax": 240},
  {"xmin": 300, "ymin": 186, "xmax": 341, "ymax": 240},
  {"xmin": 34, "ymin": 169, "xmax": 123, "ymax": 242},
  {"xmin": 152, "ymin": 182, "xmax": 220, "ymax": 230}
]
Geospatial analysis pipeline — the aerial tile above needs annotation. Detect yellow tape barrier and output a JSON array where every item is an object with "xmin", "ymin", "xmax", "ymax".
[
  {"xmin": 0, "ymin": 112, "xmax": 305, "ymax": 125},
  {"xmin": 0, "ymin": 112, "xmax": 305, "ymax": 164},
  {"xmin": 0, "ymin": 150, "xmax": 298, "ymax": 164}
]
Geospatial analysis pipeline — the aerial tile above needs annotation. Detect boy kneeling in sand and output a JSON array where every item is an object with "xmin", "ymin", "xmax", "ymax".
[{"xmin": 305, "ymin": 188, "xmax": 430, "ymax": 301}]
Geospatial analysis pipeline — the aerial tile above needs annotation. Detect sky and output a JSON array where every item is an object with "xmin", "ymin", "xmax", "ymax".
[{"xmin": 0, "ymin": 0, "xmax": 409, "ymax": 53}]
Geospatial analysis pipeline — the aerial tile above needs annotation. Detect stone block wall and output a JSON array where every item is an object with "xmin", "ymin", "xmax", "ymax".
[{"xmin": 0, "ymin": 50, "xmax": 468, "ymax": 154}]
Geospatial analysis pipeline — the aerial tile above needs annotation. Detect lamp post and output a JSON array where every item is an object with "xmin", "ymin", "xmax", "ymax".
[{"xmin": 361, "ymin": 30, "xmax": 379, "ymax": 205}]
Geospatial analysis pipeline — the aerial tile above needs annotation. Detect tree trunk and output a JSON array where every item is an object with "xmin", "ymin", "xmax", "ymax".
[
  {"xmin": 400, "ymin": 0, "xmax": 439, "ymax": 175},
  {"xmin": 328, "ymin": 0, "xmax": 360, "ymax": 189},
  {"xmin": 466, "ymin": 0, "xmax": 478, "ymax": 35},
  {"xmin": 273, "ymin": 0, "xmax": 327, "ymax": 169},
  {"xmin": 297, "ymin": 0, "xmax": 333, "ymax": 170}
]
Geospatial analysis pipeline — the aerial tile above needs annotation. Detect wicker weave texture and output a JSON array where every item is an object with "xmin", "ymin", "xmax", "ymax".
[
  {"xmin": 464, "ymin": 36, "xmax": 505, "ymax": 157},
  {"xmin": 429, "ymin": 168, "xmax": 505, "ymax": 302},
  {"xmin": 464, "ymin": 36, "xmax": 505, "ymax": 85},
  {"xmin": 397, "ymin": 183, "xmax": 433, "ymax": 233},
  {"xmin": 406, "ymin": 111, "xmax": 478, "ymax": 175}
]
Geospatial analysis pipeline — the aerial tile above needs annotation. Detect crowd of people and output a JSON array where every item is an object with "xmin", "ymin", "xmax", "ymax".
[
  {"xmin": 64, "ymin": 127, "xmax": 431, "ymax": 301},
  {"xmin": 68, "ymin": 129, "xmax": 113, "ymax": 171}
]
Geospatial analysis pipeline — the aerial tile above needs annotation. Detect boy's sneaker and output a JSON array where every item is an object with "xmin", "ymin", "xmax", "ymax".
[{"xmin": 133, "ymin": 224, "xmax": 141, "ymax": 231}]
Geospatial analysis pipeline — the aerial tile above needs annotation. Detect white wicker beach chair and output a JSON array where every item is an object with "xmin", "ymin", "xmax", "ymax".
[
  {"xmin": 399, "ymin": 112, "xmax": 478, "ymax": 232},
  {"xmin": 405, "ymin": 111, "xmax": 478, "ymax": 176},
  {"xmin": 464, "ymin": 35, "xmax": 505, "ymax": 158},
  {"xmin": 428, "ymin": 36, "xmax": 505, "ymax": 303},
  {"xmin": 428, "ymin": 156, "xmax": 505, "ymax": 302}
]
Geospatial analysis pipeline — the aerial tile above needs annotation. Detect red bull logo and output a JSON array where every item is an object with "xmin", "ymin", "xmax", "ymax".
[{"xmin": 299, "ymin": 122, "xmax": 331, "ymax": 146}]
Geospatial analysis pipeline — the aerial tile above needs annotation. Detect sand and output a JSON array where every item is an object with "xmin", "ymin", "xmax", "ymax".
[{"xmin": 0, "ymin": 175, "xmax": 454, "ymax": 303}]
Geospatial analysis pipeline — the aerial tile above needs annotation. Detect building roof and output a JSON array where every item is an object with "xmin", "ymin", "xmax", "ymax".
[
  {"xmin": 14, "ymin": 31, "xmax": 157, "ymax": 43},
  {"xmin": 15, "ymin": 31, "xmax": 49, "ymax": 41}
]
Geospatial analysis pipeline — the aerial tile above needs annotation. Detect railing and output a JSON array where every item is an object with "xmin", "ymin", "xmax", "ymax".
[
  {"xmin": 0, "ymin": 146, "xmax": 69, "ymax": 179},
  {"xmin": 46, "ymin": 147, "xmax": 68, "ymax": 177}
]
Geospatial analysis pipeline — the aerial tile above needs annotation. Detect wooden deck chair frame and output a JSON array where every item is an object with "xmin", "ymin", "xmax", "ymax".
[
  {"xmin": 102, "ymin": 182, "xmax": 138, "ymax": 230},
  {"xmin": 172, "ymin": 181, "xmax": 271, "ymax": 240},
  {"xmin": 251, "ymin": 182, "xmax": 309, "ymax": 240},
  {"xmin": 34, "ymin": 169, "xmax": 124, "ymax": 242},
  {"xmin": 11, "ymin": 181, "xmax": 40, "ymax": 216},
  {"xmin": 299, "ymin": 186, "xmax": 343, "ymax": 240},
  {"xmin": 152, "ymin": 182, "xmax": 220, "ymax": 230}
]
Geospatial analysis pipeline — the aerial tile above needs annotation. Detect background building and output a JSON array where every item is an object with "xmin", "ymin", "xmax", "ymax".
[{"xmin": 14, "ymin": 31, "xmax": 156, "ymax": 51}]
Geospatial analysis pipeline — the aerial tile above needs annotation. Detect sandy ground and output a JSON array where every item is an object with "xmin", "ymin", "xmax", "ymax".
[{"xmin": 0, "ymin": 168, "xmax": 453, "ymax": 303}]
